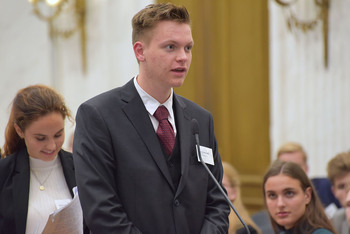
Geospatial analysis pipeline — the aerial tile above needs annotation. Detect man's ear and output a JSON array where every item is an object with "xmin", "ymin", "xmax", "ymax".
[
  {"xmin": 14, "ymin": 123, "xmax": 24, "ymax": 139},
  {"xmin": 133, "ymin": 41, "xmax": 145, "ymax": 62}
]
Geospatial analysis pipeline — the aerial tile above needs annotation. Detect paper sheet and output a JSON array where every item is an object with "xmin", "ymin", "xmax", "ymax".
[{"xmin": 42, "ymin": 187, "xmax": 83, "ymax": 234}]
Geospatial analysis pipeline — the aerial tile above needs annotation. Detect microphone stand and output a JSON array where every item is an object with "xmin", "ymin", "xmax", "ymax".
[{"xmin": 193, "ymin": 125, "xmax": 251, "ymax": 234}]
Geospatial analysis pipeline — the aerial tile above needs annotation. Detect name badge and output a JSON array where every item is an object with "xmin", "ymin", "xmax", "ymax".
[{"xmin": 196, "ymin": 145, "xmax": 214, "ymax": 165}]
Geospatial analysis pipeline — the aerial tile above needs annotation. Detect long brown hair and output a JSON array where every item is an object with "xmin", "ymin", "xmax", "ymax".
[
  {"xmin": 2, "ymin": 84, "xmax": 72, "ymax": 158},
  {"xmin": 263, "ymin": 160, "xmax": 335, "ymax": 234}
]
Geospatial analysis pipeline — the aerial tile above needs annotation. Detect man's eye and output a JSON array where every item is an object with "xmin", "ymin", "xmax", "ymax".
[
  {"xmin": 185, "ymin": 45, "xmax": 192, "ymax": 51},
  {"xmin": 166, "ymin": 45, "xmax": 174, "ymax": 50},
  {"xmin": 36, "ymin": 137, "xmax": 45, "ymax": 141}
]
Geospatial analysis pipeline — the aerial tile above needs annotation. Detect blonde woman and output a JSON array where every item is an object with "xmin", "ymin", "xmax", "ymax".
[{"xmin": 222, "ymin": 161, "xmax": 261, "ymax": 234}]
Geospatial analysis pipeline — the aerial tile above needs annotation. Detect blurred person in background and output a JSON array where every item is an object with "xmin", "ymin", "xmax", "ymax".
[
  {"xmin": 327, "ymin": 151, "xmax": 350, "ymax": 234},
  {"xmin": 222, "ymin": 161, "xmax": 261, "ymax": 234},
  {"xmin": 263, "ymin": 160, "xmax": 335, "ymax": 234}
]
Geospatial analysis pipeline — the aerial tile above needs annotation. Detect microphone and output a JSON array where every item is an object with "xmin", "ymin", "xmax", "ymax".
[{"xmin": 191, "ymin": 119, "xmax": 251, "ymax": 234}]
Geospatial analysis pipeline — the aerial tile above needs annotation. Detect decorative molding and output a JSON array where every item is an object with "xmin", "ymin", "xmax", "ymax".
[
  {"xmin": 274, "ymin": 0, "xmax": 330, "ymax": 68},
  {"xmin": 29, "ymin": 0, "xmax": 87, "ymax": 74}
]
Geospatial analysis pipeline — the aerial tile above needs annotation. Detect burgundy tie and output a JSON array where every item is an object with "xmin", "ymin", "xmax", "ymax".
[{"xmin": 154, "ymin": 106, "xmax": 175, "ymax": 155}]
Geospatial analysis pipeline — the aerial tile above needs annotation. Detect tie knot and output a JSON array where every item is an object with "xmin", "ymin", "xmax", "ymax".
[{"xmin": 154, "ymin": 106, "xmax": 169, "ymax": 121}]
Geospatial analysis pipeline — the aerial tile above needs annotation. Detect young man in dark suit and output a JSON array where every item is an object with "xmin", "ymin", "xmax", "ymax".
[{"xmin": 73, "ymin": 3, "xmax": 230, "ymax": 233}]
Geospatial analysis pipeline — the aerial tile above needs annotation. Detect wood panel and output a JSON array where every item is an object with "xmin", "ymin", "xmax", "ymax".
[{"xmin": 158, "ymin": 0, "xmax": 270, "ymax": 214}]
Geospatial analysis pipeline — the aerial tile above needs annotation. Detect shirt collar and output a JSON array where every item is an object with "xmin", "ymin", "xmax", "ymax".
[{"xmin": 133, "ymin": 76, "xmax": 174, "ymax": 118}]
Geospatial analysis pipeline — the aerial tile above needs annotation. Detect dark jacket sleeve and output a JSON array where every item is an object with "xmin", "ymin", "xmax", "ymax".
[{"xmin": 73, "ymin": 102, "xmax": 142, "ymax": 234}]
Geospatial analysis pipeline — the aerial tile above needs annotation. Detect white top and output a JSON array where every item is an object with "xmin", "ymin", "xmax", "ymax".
[{"xmin": 26, "ymin": 156, "xmax": 72, "ymax": 234}]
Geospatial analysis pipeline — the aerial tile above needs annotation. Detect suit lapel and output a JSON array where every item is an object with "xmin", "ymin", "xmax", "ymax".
[
  {"xmin": 13, "ymin": 148, "xmax": 30, "ymax": 234},
  {"xmin": 59, "ymin": 151, "xmax": 75, "ymax": 197},
  {"xmin": 121, "ymin": 80, "xmax": 175, "ymax": 191},
  {"xmin": 173, "ymin": 95, "xmax": 193, "ymax": 197},
  {"xmin": 11, "ymin": 149, "xmax": 75, "ymax": 233}
]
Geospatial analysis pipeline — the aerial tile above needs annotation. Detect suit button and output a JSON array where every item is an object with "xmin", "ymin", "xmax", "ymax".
[{"xmin": 174, "ymin": 199, "xmax": 180, "ymax": 207}]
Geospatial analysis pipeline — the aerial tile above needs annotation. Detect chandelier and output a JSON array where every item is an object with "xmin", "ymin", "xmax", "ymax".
[{"xmin": 28, "ymin": 0, "xmax": 87, "ymax": 74}]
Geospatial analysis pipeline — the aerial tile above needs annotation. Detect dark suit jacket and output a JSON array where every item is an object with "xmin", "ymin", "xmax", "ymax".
[
  {"xmin": 236, "ymin": 225, "xmax": 258, "ymax": 234},
  {"xmin": 311, "ymin": 177, "xmax": 341, "ymax": 208},
  {"xmin": 251, "ymin": 210, "xmax": 274, "ymax": 234},
  {"xmin": 73, "ymin": 79, "xmax": 230, "ymax": 234},
  {"xmin": 0, "ymin": 147, "xmax": 77, "ymax": 234}
]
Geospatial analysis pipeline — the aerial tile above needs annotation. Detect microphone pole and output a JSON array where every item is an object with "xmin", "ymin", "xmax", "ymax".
[{"xmin": 191, "ymin": 119, "xmax": 251, "ymax": 234}]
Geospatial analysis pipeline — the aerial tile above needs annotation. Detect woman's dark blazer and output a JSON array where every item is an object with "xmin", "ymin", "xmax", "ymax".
[{"xmin": 0, "ymin": 147, "xmax": 76, "ymax": 234}]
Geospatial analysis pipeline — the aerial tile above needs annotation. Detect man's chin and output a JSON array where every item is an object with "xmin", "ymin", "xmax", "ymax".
[{"xmin": 171, "ymin": 78, "xmax": 186, "ymax": 88}]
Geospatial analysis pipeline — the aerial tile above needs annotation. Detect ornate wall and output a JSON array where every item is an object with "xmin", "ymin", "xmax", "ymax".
[
  {"xmin": 2, "ymin": 0, "xmax": 349, "ymax": 214},
  {"xmin": 0, "ymin": 0, "xmax": 152, "ymax": 149},
  {"xmin": 269, "ymin": 0, "xmax": 350, "ymax": 177}
]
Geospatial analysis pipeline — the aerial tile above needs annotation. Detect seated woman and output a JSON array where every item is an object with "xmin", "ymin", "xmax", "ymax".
[
  {"xmin": 222, "ymin": 161, "xmax": 261, "ymax": 234},
  {"xmin": 263, "ymin": 159, "xmax": 336, "ymax": 234},
  {"xmin": 0, "ymin": 85, "xmax": 87, "ymax": 233}
]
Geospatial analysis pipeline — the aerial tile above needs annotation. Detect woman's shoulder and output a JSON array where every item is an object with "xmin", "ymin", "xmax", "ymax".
[
  {"xmin": 0, "ymin": 151, "xmax": 18, "ymax": 169},
  {"xmin": 311, "ymin": 228, "xmax": 334, "ymax": 234},
  {"xmin": 0, "ymin": 151, "xmax": 20, "ymax": 189},
  {"xmin": 58, "ymin": 149, "xmax": 74, "ymax": 168},
  {"xmin": 59, "ymin": 149, "xmax": 73, "ymax": 158}
]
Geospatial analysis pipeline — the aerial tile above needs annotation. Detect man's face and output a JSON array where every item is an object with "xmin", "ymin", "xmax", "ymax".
[
  {"xmin": 344, "ymin": 190, "xmax": 350, "ymax": 225},
  {"xmin": 278, "ymin": 151, "xmax": 308, "ymax": 174},
  {"xmin": 139, "ymin": 20, "xmax": 193, "ymax": 93},
  {"xmin": 332, "ymin": 172, "xmax": 350, "ymax": 207}
]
